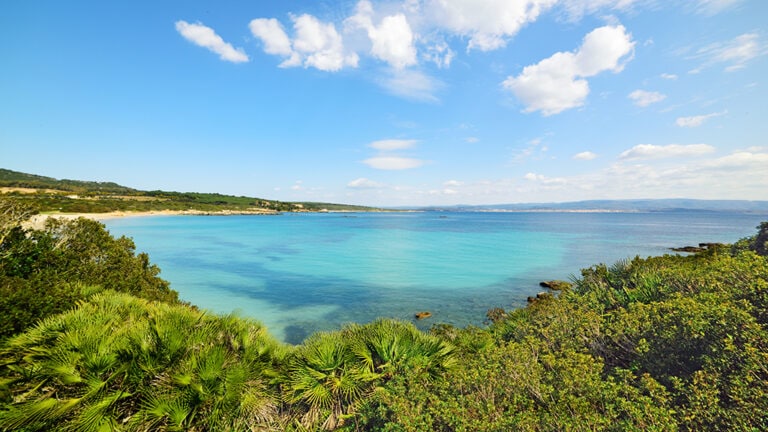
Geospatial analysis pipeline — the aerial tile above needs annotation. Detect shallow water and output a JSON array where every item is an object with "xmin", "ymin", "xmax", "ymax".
[{"xmin": 105, "ymin": 211, "xmax": 765, "ymax": 343}]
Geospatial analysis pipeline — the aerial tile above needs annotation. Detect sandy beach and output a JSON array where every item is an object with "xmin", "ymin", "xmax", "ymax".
[{"xmin": 23, "ymin": 209, "xmax": 278, "ymax": 230}]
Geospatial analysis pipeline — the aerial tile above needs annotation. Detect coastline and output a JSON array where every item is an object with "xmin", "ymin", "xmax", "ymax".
[{"xmin": 23, "ymin": 209, "xmax": 279, "ymax": 230}]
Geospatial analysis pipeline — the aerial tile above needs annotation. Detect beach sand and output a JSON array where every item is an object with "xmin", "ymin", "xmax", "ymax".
[
  {"xmin": 24, "ymin": 210, "xmax": 172, "ymax": 230},
  {"xmin": 23, "ymin": 209, "xmax": 278, "ymax": 230}
]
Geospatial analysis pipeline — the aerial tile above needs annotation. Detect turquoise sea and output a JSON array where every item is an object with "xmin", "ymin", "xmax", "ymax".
[{"xmin": 105, "ymin": 211, "xmax": 766, "ymax": 343}]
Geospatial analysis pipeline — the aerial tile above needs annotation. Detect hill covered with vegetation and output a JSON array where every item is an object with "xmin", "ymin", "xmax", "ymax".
[
  {"xmin": 0, "ymin": 168, "xmax": 376, "ymax": 214},
  {"xmin": 1, "ymin": 197, "xmax": 767, "ymax": 430}
]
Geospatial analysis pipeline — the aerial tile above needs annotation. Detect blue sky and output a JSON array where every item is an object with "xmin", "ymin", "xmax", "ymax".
[{"xmin": 1, "ymin": 0, "xmax": 766, "ymax": 206}]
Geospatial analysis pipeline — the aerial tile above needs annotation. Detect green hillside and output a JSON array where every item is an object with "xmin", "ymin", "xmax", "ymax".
[{"xmin": 0, "ymin": 168, "xmax": 377, "ymax": 213}]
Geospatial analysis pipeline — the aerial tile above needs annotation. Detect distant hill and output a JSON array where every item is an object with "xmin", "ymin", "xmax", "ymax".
[
  {"xmin": 0, "ymin": 168, "xmax": 378, "ymax": 213},
  {"xmin": 0, "ymin": 168, "xmax": 136, "ymax": 194},
  {"xmin": 418, "ymin": 199, "xmax": 768, "ymax": 213}
]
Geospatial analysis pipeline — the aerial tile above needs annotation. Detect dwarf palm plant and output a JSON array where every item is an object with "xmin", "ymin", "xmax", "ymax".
[
  {"xmin": 285, "ymin": 331, "xmax": 376, "ymax": 430},
  {"xmin": 285, "ymin": 319, "xmax": 455, "ymax": 430},
  {"xmin": 0, "ymin": 291, "xmax": 287, "ymax": 431},
  {"xmin": 347, "ymin": 319, "xmax": 455, "ymax": 379}
]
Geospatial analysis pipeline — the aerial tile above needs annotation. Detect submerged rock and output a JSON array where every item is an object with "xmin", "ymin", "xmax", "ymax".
[
  {"xmin": 670, "ymin": 242, "xmax": 725, "ymax": 253},
  {"xmin": 539, "ymin": 280, "xmax": 572, "ymax": 291},
  {"xmin": 527, "ymin": 292, "xmax": 554, "ymax": 304}
]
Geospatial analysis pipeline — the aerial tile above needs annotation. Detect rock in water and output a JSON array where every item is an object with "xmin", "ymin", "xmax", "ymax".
[{"xmin": 539, "ymin": 280, "xmax": 572, "ymax": 291}]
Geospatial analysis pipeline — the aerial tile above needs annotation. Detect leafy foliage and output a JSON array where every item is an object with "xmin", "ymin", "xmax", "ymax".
[
  {"xmin": 0, "ymin": 292, "xmax": 287, "ymax": 431},
  {"xmin": 0, "ymin": 212, "xmax": 177, "ymax": 339},
  {"xmin": 285, "ymin": 319, "xmax": 455, "ymax": 430}
]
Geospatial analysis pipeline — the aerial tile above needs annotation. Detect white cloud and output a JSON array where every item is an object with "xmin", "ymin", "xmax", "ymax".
[
  {"xmin": 619, "ymin": 143, "xmax": 716, "ymax": 160},
  {"xmin": 511, "ymin": 149, "xmax": 767, "ymax": 202},
  {"xmin": 628, "ymin": 89, "xmax": 666, "ymax": 107},
  {"xmin": 363, "ymin": 136, "xmax": 425, "ymax": 170},
  {"xmin": 695, "ymin": 0, "xmax": 744, "ymax": 15},
  {"xmin": 511, "ymin": 137, "xmax": 549, "ymax": 163},
  {"xmin": 523, "ymin": 172, "xmax": 569, "ymax": 187},
  {"xmin": 377, "ymin": 68, "xmax": 441, "ymax": 102},
  {"xmin": 250, "ymin": 14, "xmax": 358, "ymax": 71},
  {"xmin": 293, "ymin": 14, "xmax": 359, "ymax": 71},
  {"xmin": 502, "ymin": 25, "xmax": 635, "ymax": 115},
  {"xmin": 349, "ymin": 148, "xmax": 768, "ymax": 205},
  {"xmin": 423, "ymin": 0, "xmax": 558, "ymax": 51},
  {"xmin": 363, "ymin": 156, "xmax": 425, "ymax": 170},
  {"xmin": 346, "ymin": 0, "xmax": 417, "ymax": 70},
  {"xmin": 347, "ymin": 178, "xmax": 386, "ymax": 189},
  {"xmin": 689, "ymin": 32, "xmax": 764, "ymax": 73},
  {"xmin": 558, "ymin": 0, "xmax": 645, "ymax": 20},
  {"xmin": 605, "ymin": 150, "xmax": 768, "ymax": 199},
  {"xmin": 249, "ymin": 18, "xmax": 293, "ymax": 56},
  {"xmin": 175, "ymin": 21, "xmax": 249, "ymax": 63},
  {"xmin": 369, "ymin": 139, "xmax": 418, "ymax": 151},
  {"xmin": 423, "ymin": 41, "xmax": 455, "ymax": 68},
  {"xmin": 702, "ymin": 151, "xmax": 768, "ymax": 169},
  {"xmin": 675, "ymin": 111, "xmax": 727, "ymax": 127},
  {"xmin": 465, "ymin": 137, "xmax": 480, "ymax": 143},
  {"xmin": 573, "ymin": 151, "xmax": 598, "ymax": 160},
  {"xmin": 660, "ymin": 73, "xmax": 678, "ymax": 80}
]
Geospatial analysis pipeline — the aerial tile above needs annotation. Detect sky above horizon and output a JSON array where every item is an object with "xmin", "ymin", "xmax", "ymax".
[{"xmin": 2, "ymin": 0, "xmax": 767, "ymax": 206}]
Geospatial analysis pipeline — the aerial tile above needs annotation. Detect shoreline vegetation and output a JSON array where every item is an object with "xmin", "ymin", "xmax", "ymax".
[{"xmin": 2, "ymin": 169, "xmax": 768, "ymax": 430}]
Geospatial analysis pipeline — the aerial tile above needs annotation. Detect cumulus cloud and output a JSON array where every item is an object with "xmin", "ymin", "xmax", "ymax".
[
  {"xmin": 619, "ymin": 143, "xmax": 716, "ymax": 160},
  {"xmin": 573, "ymin": 151, "xmax": 597, "ymax": 160},
  {"xmin": 175, "ymin": 21, "xmax": 249, "ymax": 63},
  {"xmin": 347, "ymin": 178, "xmax": 386, "ymax": 188},
  {"xmin": 369, "ymin": 139, "xmax": 418, "ymax": 150},
  {"xmin": 363, "ymin": 156, "xmax": 425, "ymax": 170},
  {"xmin": 676, "ymin": 111, "xmax": 727, "ymax": 127},
  {"xmin": 250, "ymin": 14, "xmax": 358, "ymax": 71},
  {"xmin": 628, "ymin": 89, "xmax": 666, "ymax": 107},
  {"xmin": 502, "ymin": 25, "xmax": 635, "ymax": 115},
  {"xmin": 423, "ymin": 0, "xmax": 558, "ymax": 51},
  {"xmin": 249, "ymin": 18, "xmax": 293, "ymax": 56},
  {"xmin": 346, "ymin": 0, "xmax": 417, "ymax": 70},
  {"xmin": 689, "ymin": 32, "xmax": 764, "ymax": 73}
]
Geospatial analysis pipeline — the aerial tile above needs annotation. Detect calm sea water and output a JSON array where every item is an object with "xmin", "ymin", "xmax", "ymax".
[{"xmin": 105, "ymin": 211, "xmax": 766, "ymax": 343}]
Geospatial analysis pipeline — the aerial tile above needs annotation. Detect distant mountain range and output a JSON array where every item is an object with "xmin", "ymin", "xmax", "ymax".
[{"xmin": 415, "ymin": 199, "xmax": 768, "ymax": 213}]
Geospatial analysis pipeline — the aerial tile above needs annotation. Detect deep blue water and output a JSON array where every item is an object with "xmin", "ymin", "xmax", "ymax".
[{"xmin": 104, "ymin": 211, "xmax": 766, "ymax": 343}]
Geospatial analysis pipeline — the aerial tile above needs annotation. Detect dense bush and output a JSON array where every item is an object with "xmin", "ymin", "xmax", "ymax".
[{"xmin": 0, "ymin": 214, "xmax": 177, "ymax": 339}]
